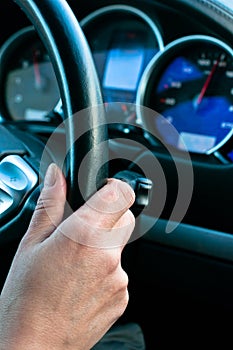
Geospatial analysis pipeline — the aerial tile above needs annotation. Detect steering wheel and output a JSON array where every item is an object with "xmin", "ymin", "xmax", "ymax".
[
  {"xmin": 0, "ymin": 0, "xmax": 108, "ymax": 285},
  {"xmin": 15, "ymin": 0, "xmax": 108, "ymax": 207}
]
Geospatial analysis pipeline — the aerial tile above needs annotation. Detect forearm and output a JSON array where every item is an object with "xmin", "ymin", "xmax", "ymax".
[{"xmin": 0, "ymin": 297, "xmax": 58, "ymax": 350}]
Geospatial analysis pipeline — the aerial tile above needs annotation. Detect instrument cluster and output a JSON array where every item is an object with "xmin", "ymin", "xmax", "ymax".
[{"xmin": 0, "ymin": 4, "xmax": 233, "ymax": 160}]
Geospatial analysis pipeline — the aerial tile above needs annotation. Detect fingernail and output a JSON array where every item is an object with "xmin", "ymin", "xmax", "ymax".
[{"xmin": 44, "ymin": 163, "xmax": 58, "ymax": 188}]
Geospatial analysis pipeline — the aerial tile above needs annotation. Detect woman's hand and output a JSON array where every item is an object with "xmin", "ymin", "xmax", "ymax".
[{"xmin": 0, "ymin": 163, "xmax": 135, "ymax": 350}]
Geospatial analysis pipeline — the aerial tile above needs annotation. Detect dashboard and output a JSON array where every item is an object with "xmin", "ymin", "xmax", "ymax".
[
  {"xmin": 1, "ymin": 3, "xmax": 233, "ymax": 158},
  {"xmin": 1, "ymin": 0, "xmax": 233, "ymax": 235},
  {"xmin": 0, "ymin": 5, "xmax": 163, "ymax": 126}
]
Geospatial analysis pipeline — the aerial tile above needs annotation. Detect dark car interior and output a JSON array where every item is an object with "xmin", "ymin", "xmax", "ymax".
[{"xmin": 1, "ymin": 0, "xmax": 233, "ymax": 348}]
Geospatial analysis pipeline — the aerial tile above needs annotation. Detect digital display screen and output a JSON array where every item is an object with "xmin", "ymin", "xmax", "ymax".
[
  {"xmin": 103, "ymin": 31, "xmax": 145, "ymax": 91},
  {"xmin": 178, "ymin": 132, "xmax": 216, "ymax": 153},
  {"xmin": 103, "ymin": 47, "xmax": 144, "ymax": 90}
]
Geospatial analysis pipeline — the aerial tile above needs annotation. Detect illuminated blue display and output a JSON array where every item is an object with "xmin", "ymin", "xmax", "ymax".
[
  {"xmin": 103, "ymin": 47, "xmax": 144, "ymax": 91},
  {"xmin": 156, "ymin": 96, "xmax": 232, "ymax": 152},
  {"xmin": 157, "ymin": 57, "xmax": 203, "ymax": 93},
  {"xmin": 154, "ymin": 53, "xmax": 233, "ymax": 153}
]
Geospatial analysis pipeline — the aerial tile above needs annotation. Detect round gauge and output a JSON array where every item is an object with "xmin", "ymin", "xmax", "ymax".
[
  {"xmin": 80, "ymin": 5, "xmax": 164, "ymax": 125},
  {"xmin": 137, "ymin": 35, "xmax": 233, "ymax": 154},
  {"xmin": 0, "ymin": 26, "xmax": 60, "ymax": 121}
]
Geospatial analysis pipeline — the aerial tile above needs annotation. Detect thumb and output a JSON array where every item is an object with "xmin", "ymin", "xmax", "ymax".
[{"xmin": 23, "ymin": 163, "xmax": 67, "ymax": 244}]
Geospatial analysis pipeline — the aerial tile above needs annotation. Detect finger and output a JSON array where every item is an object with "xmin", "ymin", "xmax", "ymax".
[
  {"xmin": 78, "ymin": 178, "xmax": 135, "ymax": 227},
  {"xmin": 57, "ymin": 179, "xmax": 136, "ymax": 248},
  {"xmin": 58, "ymin": 208, "xmax": 136, "ymax": 249},
  {"xmin": 113, "ymin": 209, "xmax": 136, "ymax": 251},
  {"xmin": 23, "ymin": 163, "xmax": 67, "ymax": 244}
]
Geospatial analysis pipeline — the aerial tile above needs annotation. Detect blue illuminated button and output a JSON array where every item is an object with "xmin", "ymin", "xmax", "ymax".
[
  {"xmin": 0, "ymin": 162, "xmax": 28, "ymax": 191},
  {"xmin": 0, "ymin": 190, "xmax": 13, "ymax": 215}
]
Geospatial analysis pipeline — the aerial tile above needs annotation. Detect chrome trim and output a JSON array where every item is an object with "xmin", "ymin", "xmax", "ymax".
[
  {"xmin": 0, "ymin": 155, "xmax": 38, "ymax": 220},
  {"xmin": 56, "ymin": 5, "xmax": 165, "ymax": 119},
  {"xmin": 136, "ymin": 35, "xmax": 233, "ymax": 155},
  {"xmin": 80, "ymin": 4, "xmax": 164, "ymax": 52},
  {"xmin": 0, "ymin": 155, "xmax": 38, "ymax": 190}
]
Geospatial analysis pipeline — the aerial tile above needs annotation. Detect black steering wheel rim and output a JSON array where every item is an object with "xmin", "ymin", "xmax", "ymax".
[{"xmin": 14, "ymin": 0, "xmax": 108, "ymax": 211}]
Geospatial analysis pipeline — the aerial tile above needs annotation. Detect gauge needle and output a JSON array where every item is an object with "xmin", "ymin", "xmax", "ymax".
[
  {"xmin": 33, "ymin": 50, "xmax": 42, "ymax": 90},
  {"xmin": 195, "ymin": 55, "xmax": 221, "ymax": 107}
]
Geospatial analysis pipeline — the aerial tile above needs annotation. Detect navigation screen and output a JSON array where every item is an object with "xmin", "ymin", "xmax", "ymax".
[{"xmin": 103, "ymin": 31, "xmax": 145, "ymax": 91}]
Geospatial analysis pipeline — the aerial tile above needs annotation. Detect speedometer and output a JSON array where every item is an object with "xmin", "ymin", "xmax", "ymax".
[{"xmin": 137, "ymin": 35, "xmax": 233, "ymax": 154}]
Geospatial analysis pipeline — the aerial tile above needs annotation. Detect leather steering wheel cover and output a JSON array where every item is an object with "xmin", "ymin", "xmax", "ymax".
[{"xmin": 14, "ymin": 0, "xmax": 108, "ymax": 210}]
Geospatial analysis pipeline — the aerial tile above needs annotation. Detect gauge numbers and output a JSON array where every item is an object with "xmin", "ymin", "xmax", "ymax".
[{"xmin": 138, "ymin": 35, "xmax": 233, "ymax": 154}]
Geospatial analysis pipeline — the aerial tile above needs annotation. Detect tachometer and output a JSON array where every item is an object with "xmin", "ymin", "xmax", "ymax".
[
  {"xmin": 137, "ymin": 35, "xmax": 233, "ymax": 154},
  {"xmin": 0, "ymin": 26, "xmax": 60, "ymax": 121}
]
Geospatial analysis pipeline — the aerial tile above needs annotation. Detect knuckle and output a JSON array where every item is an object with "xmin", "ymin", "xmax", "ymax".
[
  {"xmin": 35, "ymin": 194, "xmax": 55, "ymax": 213},
  {"xmin": 117, "ymin": 270, "xmax": 129, "ymax": 290},
  {"xmin": 113, "ymin": 290, "xmax": 129, "ymax": 319},
  {"xmin": 103, "ymin": 185, "xmax": 120, "ymax": 203},
  {"xmin": 120, "ymin": 290, "xmax": 129, "ymax": 310},
  {"xmin": 106, "ymin": 179, "xmax": 135, "ymax": 208},
  {"xmin": 111, "ymin": 268, "xmax": 129, "ymax": 294},
  {"xmin": 115, "ymin": 179, "xmax": 135, "ymax": 207},
  {"xmin": 125, "ymin": 209, "xmax": 136, "ymax": 226},
  {"xmin": 103, "ymin": 251, "xmax": 121, "ymax": 274}
]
